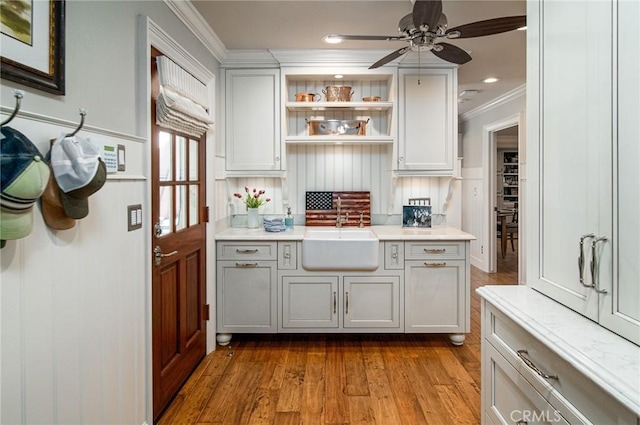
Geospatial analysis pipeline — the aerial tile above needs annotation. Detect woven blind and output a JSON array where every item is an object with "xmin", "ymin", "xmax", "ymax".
[{"xmin": 155, "ymin": 56, "xmax": 213, "ymax": 138}]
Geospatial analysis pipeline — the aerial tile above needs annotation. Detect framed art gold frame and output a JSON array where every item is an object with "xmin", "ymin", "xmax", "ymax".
[{"xmin": 1, "ymin": 0, "xmax": 65, "ymax": 95}]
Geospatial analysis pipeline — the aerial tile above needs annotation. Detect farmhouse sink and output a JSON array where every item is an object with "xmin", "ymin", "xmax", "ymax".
[{"xmin": 302, "ymin": 228, "xmax": 379, "ymax": 271}]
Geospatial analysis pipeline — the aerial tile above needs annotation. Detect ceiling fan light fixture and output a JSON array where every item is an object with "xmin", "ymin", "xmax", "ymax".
[
  {"xmin": 323, "ymin": 34, "xmax": 344, "ymax": 44},
  {"xmin": 482, "ymin": 77, "xmax": 500, "ymax": 84}
]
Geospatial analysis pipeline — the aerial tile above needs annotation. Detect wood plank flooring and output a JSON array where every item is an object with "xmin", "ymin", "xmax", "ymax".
[{"xmin": 158, "ymin": 253, "xmax": 518, "ymax": 425}]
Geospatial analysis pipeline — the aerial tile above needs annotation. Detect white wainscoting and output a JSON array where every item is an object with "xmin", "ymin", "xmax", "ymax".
[
  {"xmin": 1, "ymin": 112, "xmax": 147, "ymax": 425},
  {"xmin": 462, "ymin": 167, "xmax": 486, "ymax": 271}
]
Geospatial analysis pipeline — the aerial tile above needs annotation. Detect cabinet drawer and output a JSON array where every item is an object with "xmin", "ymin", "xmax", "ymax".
[
  {"xmin": 404, "ymin": 241, "xmax": 465, "ymax": 260},
  {"xmin": 484, "ymin": 341, "xmax": 569, "ymax": 425},
  {"xmin": 217, "ymin": 242, "xmax": 277, "ymax": 260},
  {"xmin": 484, "ymin": 303, "xmax": 638, "ymax": 425}
]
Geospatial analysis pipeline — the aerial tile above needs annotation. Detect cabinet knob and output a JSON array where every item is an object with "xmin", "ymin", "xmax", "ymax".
[{"xmin": 275, "ymin": 155, "xmax": 280, "ymax": 161}]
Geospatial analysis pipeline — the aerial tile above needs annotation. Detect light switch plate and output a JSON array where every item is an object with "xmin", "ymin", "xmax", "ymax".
[
  {"xmin": 127, "ymin": 204, "xmax": 142, "ymax": 231},
  {"xmin": 117, "ymin": 144, "xmax": 126, "ymax": 172}
]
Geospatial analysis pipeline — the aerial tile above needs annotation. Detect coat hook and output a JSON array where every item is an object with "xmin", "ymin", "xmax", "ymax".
[
  {"xmin": 66, "ymin": 108, "xmax": 87, "ymax": 137},
  {"xmin": 1, "ymin": 90, "xmax": 25, "ymax": 127}
]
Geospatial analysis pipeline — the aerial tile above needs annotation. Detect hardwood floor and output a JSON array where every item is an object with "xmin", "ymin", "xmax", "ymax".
[{"xmin": 158, "ymin": 255, "xmax": 518, "ymax": 425}]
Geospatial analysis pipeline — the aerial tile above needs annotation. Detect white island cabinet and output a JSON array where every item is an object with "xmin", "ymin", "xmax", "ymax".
[
  {"xmin": 478, "ymin": 286, "xmax": 640, "ymax": 425},
  {"xmin": 527, "ymin": 0, "xmax": 639, "ymax": 345},
  {"xmin": 215, "ymin": 226, "xmax": 474, "ymax": 346}
]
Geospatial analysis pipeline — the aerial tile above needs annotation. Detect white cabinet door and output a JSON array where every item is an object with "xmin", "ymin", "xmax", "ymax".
[
  {"xmin": 343, "ymin": 276, "xmax": 401, "ymax": 329},
  {"xmin": 600, "ymin": 0, "xmax": 640, "ymax": 343},
  {"xmin": 216, "ymin": 261, "xmax": 277, "ymax": 332},
  {"xmin": 225, "ymin": 68, "xmax": 281, "ymax": 172},
  {"xmin": 397, "ymin": 68, "xmax": 456, "ymax": 174},
  {"xmin": 281, "ymin": 276, "xmax": 339, "ymax": 329},
  {"xmin": 404, "ymin": 260, "xmax": 466, "ymax": 333},
  {"xmin": 527, "ymin": 0, "xmax": 613, "ymax": 321}
]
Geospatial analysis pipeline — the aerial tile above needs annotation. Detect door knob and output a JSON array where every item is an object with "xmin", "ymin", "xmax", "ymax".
[{"xmin": 154, "ymin": 246, "xmax": 178, "ymax": 266}]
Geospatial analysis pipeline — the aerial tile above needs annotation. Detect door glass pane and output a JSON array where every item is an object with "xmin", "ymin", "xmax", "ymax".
[
  {"xmin": 159, "ymin": 131, "xmax": 172, "ymax": 182},
  {"xmin": 176, "ymin": 185, "xmax": 187, "ymax": 231},
  {"xmin": 189, "ymin": 185, "xmax": 199, "ymax": 226},
  {"xmin": 189, "ymin": 139, "xmax": 198, "ymax": 181},
  {"xmin": 176, "ymin": 136, "xmax": 187, "ymax": 182},
  {"xmin": 159, "ymin": 186, "xmax": 173, "ymax": 236}
]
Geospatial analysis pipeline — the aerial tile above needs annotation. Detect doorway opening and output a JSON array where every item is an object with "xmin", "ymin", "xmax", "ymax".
[
  {"xmin": 482, "ymin": 112, "xmax": 525, "ymax": 281},
  {"xmin": 494, "ymin": 126, "xmax": 519, "ymax": 274}
]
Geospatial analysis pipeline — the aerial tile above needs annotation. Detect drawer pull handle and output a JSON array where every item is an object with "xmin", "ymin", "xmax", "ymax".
[
  {"xmin": 424, "ymin": 262, "xmax": 446, "ymax": 267},
  {"xmin": 578, "ymin": 233, "xmax": 595, "ymax": 288},
  {"xmin": 590, "ymin": 236, "xmax": 608, "ymax": 294},
  {"xmin": 283, "ymin": 252, "xmax": 291, "ymax": 259},
  {"xmin": 517, "ymin": 349, "xmax": 558, "ymax": 380},
  {"xmin": 333, "ymin": 292, "xmax": 337, "ymax": 315},
  {"xmin": 236, "ymin": 248, "xmax": 259, "ymax": 254},
  {"xmin": 235, "ymin": 262, "xmax": 258, "ymax": 268},
  {"xmin": 345, "ymin": 292, "xmax": 349, "ymax": 314},
  {"xmin": 424, "ymin": 248, "xmax": 446, "ymax": 254}
]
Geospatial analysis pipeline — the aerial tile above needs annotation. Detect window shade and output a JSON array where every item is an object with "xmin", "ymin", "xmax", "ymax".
[{"xmin": 155, "ymin": 56, "xmax": 213, "ymax": 138}]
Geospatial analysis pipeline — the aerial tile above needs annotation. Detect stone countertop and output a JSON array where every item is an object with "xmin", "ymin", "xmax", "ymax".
[
  {"xmin": 215, "ymin": 225, "xmax": 475, "ymax": 241},
  {"xmin": 477, "ymin": 285, "xmax": 640, "ymax": 417}
]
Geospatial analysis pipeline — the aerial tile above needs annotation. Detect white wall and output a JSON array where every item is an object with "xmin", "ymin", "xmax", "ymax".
[
  {"xmin": 459, "ymin": 88, "xmax": 525, "ymax": 272},
  {"xmin": 0, "ymin": 2, "xmax": 220, "ymax": 424}
]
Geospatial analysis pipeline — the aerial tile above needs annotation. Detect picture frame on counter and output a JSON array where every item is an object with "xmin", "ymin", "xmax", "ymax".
[
  {"xmin": 1, "ymin": 0, "xmax": 66, "ymax": 95},
  {"xmin": 402, "ymin": 205, "xmax": 432, "ymax": 228}
]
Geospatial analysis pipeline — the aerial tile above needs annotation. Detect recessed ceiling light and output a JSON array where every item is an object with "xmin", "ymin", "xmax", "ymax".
[
  {"xmin": 482, "ymin": 77, "xmax": 500, "ymax": 84},
  {"xmin": 517, "ymin": 26, "xmax": 527, "ymax": 31},
  {"xmin": 334, "ymin": 74, "xmax": 344, "ymax": 79},
  {"xmin": 323, "ymin": 34, "xmax": 344, "ymax": 44}
]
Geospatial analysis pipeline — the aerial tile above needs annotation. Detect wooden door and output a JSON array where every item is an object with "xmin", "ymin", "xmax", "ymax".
[{"xmin": 151, "ymin": 53, "xmax": 207, "ymax": 422}]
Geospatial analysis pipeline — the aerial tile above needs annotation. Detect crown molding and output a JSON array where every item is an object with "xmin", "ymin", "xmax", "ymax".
[
  {"xmin": 220, "ymin": 50, "xmax": 280, "ymax": 68},
  {"xmin": 459, "ymin": 84, "xmax": 526, "ymax": 121},
  {"xmin": 163, "ymin": 0, "xmax": 227, "ymax": 62}
]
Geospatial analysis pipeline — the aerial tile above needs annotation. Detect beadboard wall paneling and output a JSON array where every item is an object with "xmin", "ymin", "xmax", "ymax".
[
  {"xmin": 0, "ymin": 114, "xmax": 146, "ymax": 425},
  {"xmin": 225, "ymin": 145, "xmax": 461, "ymax": 224}
]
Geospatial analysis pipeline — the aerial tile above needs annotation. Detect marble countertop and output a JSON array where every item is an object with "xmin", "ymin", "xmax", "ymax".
[
  {"xmin": 477, "ymin": 285, "xmax": 640, "ymax": 416},
  {"xmin": 215, "ymin": 225, "xmax": 476, "ymax": 241}
]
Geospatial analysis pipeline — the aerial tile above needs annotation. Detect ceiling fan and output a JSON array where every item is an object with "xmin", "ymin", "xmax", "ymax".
[{"xmin": 325, "ymin": 0, "xmax": 526, "ymax": 69}]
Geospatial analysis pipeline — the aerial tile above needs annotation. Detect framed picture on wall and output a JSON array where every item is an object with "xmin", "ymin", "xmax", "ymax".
[
  {"xmin": 1, "ymin": 0, "xmax": 65, "ymax": 95},
  {"xmin": 402, "ymin": 205, "xmax": 432, "ymax": 228}
]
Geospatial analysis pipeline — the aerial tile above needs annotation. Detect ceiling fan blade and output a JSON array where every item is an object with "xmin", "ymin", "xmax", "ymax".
[
  {"xmin": 413, "ymin": 0, "xmax": 443, "ymax": 31},
  {"xmin": 431, "ymin": 42, "xmax": 472, "ymax": 64},
  {"xmin": 369, "ymin": 46, "xmax": 411, "ymax": 69},
  {"xmin": 446, "ymin": 15, "xmax": 526, "ymax": 39},
  {"xmin": 331, "ymin": 34, "xmax": 404, "ymax": 42}
]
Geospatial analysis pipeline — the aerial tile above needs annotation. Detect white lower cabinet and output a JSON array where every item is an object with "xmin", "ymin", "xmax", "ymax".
[
  {"xmin": 484, "ymin": 342, "xmax": 569, "ymax": 425},
  {"xmin": 480, "ymin": 290, "xmax": 640, "ymax": 425},
  {"xmin": 281, "ymin": 275, "xmax": 339, "ymax": 329},
  {"xmin": 216, "ymin": 260, "xmax": 277, "ymax": 333},
  {"xmin": 217, "ymin": 239, "xmax": 471, "ymax": 343},
  {"xmin": 343, "ymin": 276, "xmax": 400, "ymax": 329},
  {"xmin": 280, "ymin": 275, "xmax": 401, "ymax": 332}
]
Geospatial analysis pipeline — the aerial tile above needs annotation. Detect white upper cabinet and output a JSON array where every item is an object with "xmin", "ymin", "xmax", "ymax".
[
  {"xmin": 397, "ymin": 68, "xmax": 457, "ymax": 175},
  {"xmin": 225, "ymin": 68, "xmax": 281, "ymax": 174},
  {"xmin": 527, "ymin": 0, "xmax": 639, "ymax": 345}
]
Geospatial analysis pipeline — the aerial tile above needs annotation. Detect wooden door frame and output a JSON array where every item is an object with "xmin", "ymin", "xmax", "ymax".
[{"xmin": 137, "ymin": 16, "xmax": 217, "ymax": 424}]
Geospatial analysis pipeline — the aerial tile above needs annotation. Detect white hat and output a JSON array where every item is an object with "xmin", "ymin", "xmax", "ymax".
[{"xmin": 50, "ymin": 135, "xmax": 101, "ymax": 192}]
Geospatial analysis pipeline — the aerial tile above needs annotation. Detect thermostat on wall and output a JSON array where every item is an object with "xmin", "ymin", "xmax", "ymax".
[{"xmin": 91, "ymin": 139, "xmax": 118, "ymax": 173}]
